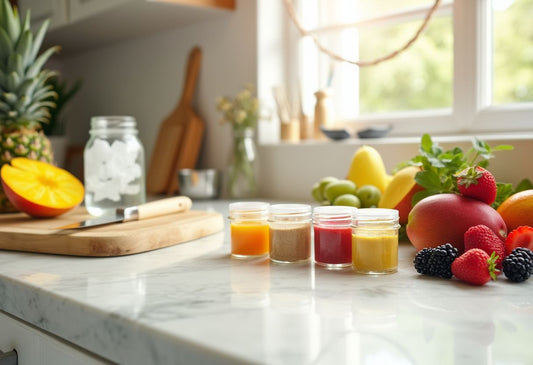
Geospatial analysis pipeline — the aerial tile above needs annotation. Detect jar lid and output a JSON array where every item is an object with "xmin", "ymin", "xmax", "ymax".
[
  {"xmin": 269, "ymin": 204, "xmax": 311, "ymax": 221},
  {"xmin": 354, "ymin": 208, "xmax": 399, "ymax": 226},
  {"xmin": 229, "ymin": 201, "xmax": 269, "ymax": 212},
  {"xmin": 229, "ymin": 201, "xmax": 269, "ymax": 220},
  {"xmin": 91, "ymin": 116, "xmax": 137, "ymax": 130},
  {"xmin": 312, "ymin": 205, "xmax": 356, "ymax": 225}
]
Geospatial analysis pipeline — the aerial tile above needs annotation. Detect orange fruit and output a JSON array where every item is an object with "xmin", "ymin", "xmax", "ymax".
[
  {"xmin": 1, "ymin": 158, "xmax": 84, "ymax": 218},
  {"xmin": 497, "ymin": 189, "xmax": 533, "ymax": 232}
]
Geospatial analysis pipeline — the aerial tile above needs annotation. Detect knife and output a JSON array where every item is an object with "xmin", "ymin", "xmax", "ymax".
[{"xmin": 57, "ymin": 196, "xmax": 192, "ymax": 229}]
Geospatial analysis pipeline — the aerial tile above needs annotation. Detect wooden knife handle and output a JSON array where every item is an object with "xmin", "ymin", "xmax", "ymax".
[{"xmin": 137, "ymin": 196, "xmax": 192, "ymax": 220}]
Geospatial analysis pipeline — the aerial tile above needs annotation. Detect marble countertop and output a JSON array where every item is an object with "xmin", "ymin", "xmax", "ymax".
[{"xmin": 0, "ymin": 200, "xmax": 532, "ymax": 364}]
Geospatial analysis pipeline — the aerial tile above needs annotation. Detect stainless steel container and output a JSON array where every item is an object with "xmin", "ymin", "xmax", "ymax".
[{"xmin": 178, "ymin": 169, "xmax": 222, "ymax": 199}]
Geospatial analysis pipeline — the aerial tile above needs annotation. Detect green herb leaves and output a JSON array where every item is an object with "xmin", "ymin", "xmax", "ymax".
[{"xmin": 400, "ymin": 134, "xmax": 514, "ymax": 207}]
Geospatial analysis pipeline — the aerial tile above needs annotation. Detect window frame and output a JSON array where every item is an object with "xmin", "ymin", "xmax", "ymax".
[{"xmin": 289, "ymin": 0, "xmax": 533, "ymax": 137}]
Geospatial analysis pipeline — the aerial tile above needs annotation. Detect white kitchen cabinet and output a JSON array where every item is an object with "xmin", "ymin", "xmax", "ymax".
[
  {"xmin": 17, "ymin": 0, "xmax": 68, "ymax": 31},
  {"xmin": 16, "ymin": 0, "xmax": 235, "ymax": 55},
  {"xmin": 0, "ymin": 310, "xmax": 108, "ymax": 365}
]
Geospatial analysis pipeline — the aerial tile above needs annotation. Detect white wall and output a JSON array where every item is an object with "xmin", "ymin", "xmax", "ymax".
[{"xmin": 57, "ymin": 0, "xmax": 258, "ymax": 175}]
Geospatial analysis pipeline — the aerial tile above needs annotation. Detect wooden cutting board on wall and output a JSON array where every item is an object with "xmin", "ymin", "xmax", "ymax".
[{"xmin": 147, "ymin": 46, "xmax": 205, "ymax": 194}]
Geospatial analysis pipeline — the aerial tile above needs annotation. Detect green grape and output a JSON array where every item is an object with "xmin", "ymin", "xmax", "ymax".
[
  {"xmin": 333, "ymin": 194, "xmax": 361, "ymax": 208},
  {"xmin": 356, "ymin": 185, "xmax": 382, "ymax": 208},
  {"xmin": 311, "ymin": 182, "xmax": 323, "ymax": 202},
  {"xmin": 318, "ymin": 177, "xmax": 338, "ymax": 200},
  {"xmin": 324, "ymin": 180, "xmax": 357, "ymax": 203}
]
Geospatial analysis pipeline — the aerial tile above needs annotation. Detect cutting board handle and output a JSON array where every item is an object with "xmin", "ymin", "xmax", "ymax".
[
  {"xmin": 180, "ymin": 46, "xmax": 202, "ymax": 106},
  {"xmin": 137, "ymin": 196, "xmax": 192, "ymax": 220}
]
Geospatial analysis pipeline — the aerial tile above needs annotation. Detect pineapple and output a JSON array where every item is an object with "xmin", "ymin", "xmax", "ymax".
[{"xmin": 0, "ymin": 0, "xmax": 58, "ymax": 212}]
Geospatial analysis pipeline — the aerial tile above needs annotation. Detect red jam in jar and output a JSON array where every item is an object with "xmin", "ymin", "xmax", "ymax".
[{"xmin": 312, "ymin": 206, "xmax": 356, "ymax": 269}]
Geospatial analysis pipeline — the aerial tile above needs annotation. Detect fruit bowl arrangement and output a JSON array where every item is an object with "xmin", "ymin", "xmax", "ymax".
[{"xmin": 311, "ymin": 134, "xmax": 533, "ymax": 285}]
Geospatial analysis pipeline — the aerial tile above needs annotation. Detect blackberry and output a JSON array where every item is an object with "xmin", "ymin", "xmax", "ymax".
[
  {"xmin": 502, "ymin": 247, "xmax": 533, "ymax": 283},
  {"xmin": 414, "ymin": 243, "xmax": 458, "ymax": 279}
]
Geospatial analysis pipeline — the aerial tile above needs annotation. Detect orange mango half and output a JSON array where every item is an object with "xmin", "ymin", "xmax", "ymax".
[{"xmin": 1, "ymin": 158, "xmax": 84, "ymax": 218}]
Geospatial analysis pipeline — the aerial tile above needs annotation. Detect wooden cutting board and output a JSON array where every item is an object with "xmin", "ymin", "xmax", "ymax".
[
  {"xmin": 0, "ymin": 208, "xmax": 224, "ymax": 257},
  {"xmin": 147, "ymin": 46, "xmax": 205, "ymax": 195}
]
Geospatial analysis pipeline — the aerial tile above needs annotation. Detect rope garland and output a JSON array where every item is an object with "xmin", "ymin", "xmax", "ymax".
[{"xmin": 282, "ymin": 0, "xmax": 442, "ymax": 67}]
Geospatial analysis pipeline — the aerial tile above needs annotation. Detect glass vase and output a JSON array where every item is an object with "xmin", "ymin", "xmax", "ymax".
[{"xmin": 228, "ymin": 127, "xmax": 258, "ymax": 199}]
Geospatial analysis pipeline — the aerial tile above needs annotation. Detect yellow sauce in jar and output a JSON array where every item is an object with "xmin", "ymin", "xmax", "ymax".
[{"xmin": 352, "ymin": 233, "xmax": 398, "ymax": 274}]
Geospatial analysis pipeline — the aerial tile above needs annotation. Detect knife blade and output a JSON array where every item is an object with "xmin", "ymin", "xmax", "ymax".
[{"xmin": 57, "ymin": 196, "xmax": 192, "ymax": 229}]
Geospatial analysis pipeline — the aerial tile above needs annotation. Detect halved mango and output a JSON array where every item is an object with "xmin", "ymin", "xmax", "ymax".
[{"xmin": 1, "ymin": 158, "xmax": 84, "ymax": 217}]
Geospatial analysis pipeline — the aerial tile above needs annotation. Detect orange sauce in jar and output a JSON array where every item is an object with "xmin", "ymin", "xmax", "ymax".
[
  {"xmin": 231, "ymin": 222, "xmax": 269, "ymax": 257},
  {"xmin": 229, "ymin": 202, "xmax": 270, "ymax": 258}
]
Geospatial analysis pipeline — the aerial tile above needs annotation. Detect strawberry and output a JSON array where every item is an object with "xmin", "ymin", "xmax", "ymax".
[
  {"xmin": 451, "ymin": 248, "xmax": 499, "ymax": 285},
  {"xmin": 464, "ymin": 224, "xmax": 505, "ymax": 269},
  {"xmin": 455, "ymin": 166, "xmax": 497, "ymax": 205},
  {"xmin": 505, "ymin": 226, "xmax": 533, "ymax": 256}
]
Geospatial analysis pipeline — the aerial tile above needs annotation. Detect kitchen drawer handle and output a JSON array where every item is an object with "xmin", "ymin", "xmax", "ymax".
[{"xmin": 0, "ymin": 349, "xmax": 17, "ymax": 365}]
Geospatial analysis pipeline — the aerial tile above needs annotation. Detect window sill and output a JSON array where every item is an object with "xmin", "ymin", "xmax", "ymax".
[{"xmin": 257, "ymin": 132, "xmax": 533, "ymax": 201}]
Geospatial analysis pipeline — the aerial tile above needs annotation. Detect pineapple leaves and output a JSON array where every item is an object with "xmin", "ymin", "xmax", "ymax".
[
  {"xmin": 7, "ymin": 53, "xmax": 22, "ymax": 76},
  {"xmin": 21, "ymin": 8, "xmax": 31, "ymax": 33},
  {"xmin": 3, "ymin": 92, "xmax": 16, "ymax": 104},
  {"xmin": 0, "ymin": 100, "xmax": 10, "ymax": 112},
  {"xmin": 30, "ymin": 19, "xmax": 49, "ymax": 62},
  {"xmin": 0, "ymin": 27, "xmax": 13, "ymax": 62},
  {"xmin": 26, "ymin": 46, "xmax": 59, "ymax": 79},
  {"xmin": 15, "ymin": 29, "xmax": 32, "ymax": 69},
  {"xmin": 0, "ymin": 0, "xmax": 59, "ymax": 126},
  {"xmin": 0, "ymin": 0, "xmax": 20, "ymax": 43},
  {"xmin": 6, "ymin": 71, "xmax": 20, "ymax": 91}
]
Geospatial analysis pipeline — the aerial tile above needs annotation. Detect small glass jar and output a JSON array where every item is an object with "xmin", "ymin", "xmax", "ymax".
[
  {"xmin": 84, "ymin": 116, "xmax": 146, "ymax": 216},
  {"xmin": 313, "ymin": 206, "xmax": 357, "ymax": 269},
  {"xmin": 352, "ymin": 208, "xmax": 400, "ymax": 274},
  {"xmin": 229, "ymin": 202, "xmax": 270, "ymax": 258},
  {"xmin": 268, "ymin": 204, "xmax": 312, "ymax": 264}
]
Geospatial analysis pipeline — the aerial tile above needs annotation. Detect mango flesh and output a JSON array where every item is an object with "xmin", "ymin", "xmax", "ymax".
[
  {"xmin": 406, "ymin": 193, "xmax": 507, "ymax": 253},
  {"xmin": 1, "ymin": 158, "xmax": 84, "ymax": 218}
]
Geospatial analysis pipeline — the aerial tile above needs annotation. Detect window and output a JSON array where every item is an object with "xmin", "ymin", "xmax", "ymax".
[
  {"xmin": 492, "ymin": 0, "xmax": 533, "ymax": 105},
  {"xmin": 286, "ymin": 0, "xmax": 533, "ymax": 136}
]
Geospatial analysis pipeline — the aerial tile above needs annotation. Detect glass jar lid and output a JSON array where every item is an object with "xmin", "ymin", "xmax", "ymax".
[
  {"xmin": 354, "ymin": 208, "xmax": 400, "ymax": 227},
  {"xmin": 90, "ymin": 116, "xmax": 137, "ymax": 133},
  {"xmin": 229, "ymin": 201, "xmax": 269, "ymax": 221},
  {"xmin": 312, "ymin": 205, "xmax": 356, "ymax": 225},
  {"xmin": 269, "ymin": 204, "xmax": 311, "ymax": 222}
]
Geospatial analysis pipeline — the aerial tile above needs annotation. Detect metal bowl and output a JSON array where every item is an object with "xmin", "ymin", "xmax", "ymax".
[{"xmin": 178, "ymin": 168, "xmax": 222, "ymax": 200}]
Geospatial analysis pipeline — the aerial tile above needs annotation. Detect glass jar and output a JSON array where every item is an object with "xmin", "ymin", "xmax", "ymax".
[
  {"xmin": 313, "ymin": 206, "xmax": 357, "ymax": 269},
  {"xmin": 228, "ymin": 127, "xmax": 258, "ymax": 199},
  {"xmin": 352, "ymin": 208, "xmax": 400, "ymax": 274},
  {"xmin": 268, "ymin": 204, "xmax": 312, "ymax": 264},
  {"xmin": 84, "ymin": 116, "xmax": 146, "ymax": 216},
  {"xmin": 229, "ymin": 202, "xmax": 270, "ymax": 258}
]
